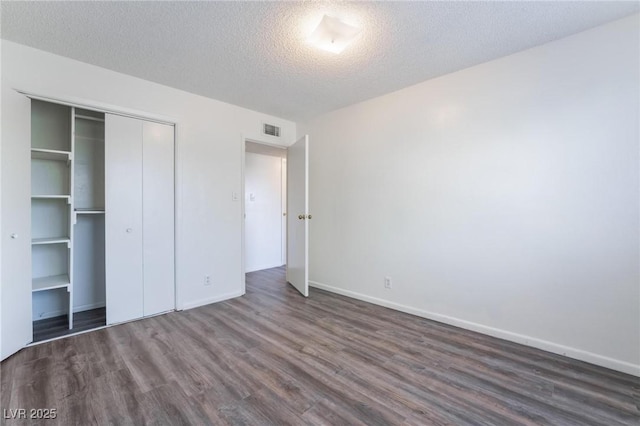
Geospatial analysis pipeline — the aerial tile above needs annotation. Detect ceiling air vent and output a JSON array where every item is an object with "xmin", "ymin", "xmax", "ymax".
[{"xmin": 263, "ymin": 123, "xmax": 280, "ymax": 137}]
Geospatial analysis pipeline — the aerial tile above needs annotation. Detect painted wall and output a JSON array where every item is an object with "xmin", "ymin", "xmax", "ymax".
[
  {"xmin": 299, "ymin": 15, "xmax": 640, "ymax": 375},
  {"xmin": 1, "ymin": 40, "xmax": 295, "ymax": 359},
  {"xmin": 244, "ymin": 152, "xmax": 284, "ymax": 272}
]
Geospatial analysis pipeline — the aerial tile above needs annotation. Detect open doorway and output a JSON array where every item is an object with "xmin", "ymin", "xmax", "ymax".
[{"xmin": 243, "ymin": 140, "xmax": 287, "ymax": 273}]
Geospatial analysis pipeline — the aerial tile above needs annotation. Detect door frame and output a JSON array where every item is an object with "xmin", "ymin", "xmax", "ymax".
[{"xmin": 240, "ymin": 136, "xmax": 288, "ymax": 293}]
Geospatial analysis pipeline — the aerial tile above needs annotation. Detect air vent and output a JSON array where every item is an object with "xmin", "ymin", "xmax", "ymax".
[{"xmin": 263, "ymin": 123, "xmax": 280, "ymax": 137}]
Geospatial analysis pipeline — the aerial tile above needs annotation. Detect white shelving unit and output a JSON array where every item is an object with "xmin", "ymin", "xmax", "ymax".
[{"xmin": 30, "ymin": 100, "xmax": 74, "ymax": 330}]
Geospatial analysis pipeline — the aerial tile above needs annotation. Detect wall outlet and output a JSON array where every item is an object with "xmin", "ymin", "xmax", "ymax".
[
  {"xmin": 384, "ymin": 276, "xmax": 392, "ymax": 289},
  {"xmin": 204, "ymin": 275, "xmax": 212, "ymax": 286}
]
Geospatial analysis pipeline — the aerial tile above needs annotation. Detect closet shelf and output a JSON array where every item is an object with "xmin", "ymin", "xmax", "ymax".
[
  {"xmin": 75, "ymin": 114, "xmax": 105, "ymax": 123},
  {"xmin": 32, "ymin": 195, "xmax": 71, "ymax": 201},
  {"xmin": 32, "ymin": 237, "xmax": 70, "ymax": 245},
  {"xmin": 32, "ymin": 274, "xmax": 70, "ymax": 292},
  {"xmin": 75, "ymin": 135, "xmax": 105, "ymax": 142},
  {"xmin": 31, "ymin": 148, "xmax": 72, "ymax": 162},
  {"xmin": 75, "ymin": 209, "xmax": 105, "ymax": 215}
]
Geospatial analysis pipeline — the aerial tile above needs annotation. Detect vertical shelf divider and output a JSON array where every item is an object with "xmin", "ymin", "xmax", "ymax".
[{"xmin": 68, "ymin": 107, "xmax": 75, "ymax": 330}]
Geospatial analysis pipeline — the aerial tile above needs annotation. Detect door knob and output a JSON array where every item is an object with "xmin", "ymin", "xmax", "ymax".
[
  {"xmin": 307, "ymin": 214, "xmax": 312, "ymax": 220},
  {"xmin": 298, "ymin": 214, "xmax": 304, "ymax": 220},
  {"xmin": 10, "ymin": 233, "xmax": 18, "ymax": 239},
  {"xmin": 126, "ymin": 228, "xmax": 133, "ymax": 233}
]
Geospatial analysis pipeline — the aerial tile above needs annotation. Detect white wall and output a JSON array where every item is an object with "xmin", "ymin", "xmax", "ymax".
[
  {"xmin": 300, "ymin": 15, "xmax": 640, "ymax": 375},
  {"xmin": 244, "ymin": 152, "xmax": 284, "ymax": 272},
  {"xmin": 1, "ymin": 40, "xmax": 295, "ymax": 359}
]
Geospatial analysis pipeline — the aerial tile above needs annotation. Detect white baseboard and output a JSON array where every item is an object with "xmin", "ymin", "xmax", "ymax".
[
  {"xmin": 74, "ymin": 302, "xmax": 106, "ymax": 313},
  {"xmin": 309, "ymin": 280, "xmax": 640, "ymax": 377},
  {"xmin": 36, "ymin": 290, "xmax": 245, "ymax": 320},
  {"xmin": 33, "ymin": 301, "xmax": 106, "ymax": 320},
  {"xmin": 181, "ymin": 290, "xmax": 245, "ymax": 311}
]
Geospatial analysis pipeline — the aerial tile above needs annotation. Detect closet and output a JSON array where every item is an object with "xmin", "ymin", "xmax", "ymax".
[{"xmin": 30, "ymin": 99, "xmax": 175, "ymax": 342}]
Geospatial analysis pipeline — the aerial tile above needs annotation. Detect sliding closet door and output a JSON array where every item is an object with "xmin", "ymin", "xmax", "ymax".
[
  {"xmin": 105, "ymin": 115, "xmax": 144, "ymax": 324},
  {"xmin": 142, "ymin": 121, "xmax": 175, "ymax": 316}
]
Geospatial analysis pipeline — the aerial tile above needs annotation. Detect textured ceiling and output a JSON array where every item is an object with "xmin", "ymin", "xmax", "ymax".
[{"xmin": 1, "ymin": 1, "xmax": 638, "ymax": 121}]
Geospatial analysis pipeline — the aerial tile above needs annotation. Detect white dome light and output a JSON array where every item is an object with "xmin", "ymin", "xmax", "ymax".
[{"xmin": 308, "ymin": 15, "xmax": 361, "ymax": 54}]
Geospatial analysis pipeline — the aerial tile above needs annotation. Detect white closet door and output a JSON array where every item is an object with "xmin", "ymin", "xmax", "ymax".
[
  {"xmin": 105, "ymin": 114, "xmax": 144, "ymax": 324},
  {"xmin": 142, "ymin": 121, "xmax": 175, "ymax": 316},
  {"xmin": 1, "ymin": 92, "xmax": 32, "ymax": 360}
]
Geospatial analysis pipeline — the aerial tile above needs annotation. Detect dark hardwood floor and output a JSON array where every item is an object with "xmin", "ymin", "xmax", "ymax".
[
  {"xmin": 1, "ymin": 267, "xmax": 638, "ymax": 425},
  {"xmin": 32, "ymin": 308, "xmax": 106, "ymax": 343}
]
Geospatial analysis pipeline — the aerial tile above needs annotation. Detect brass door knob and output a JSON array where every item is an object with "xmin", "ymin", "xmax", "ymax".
[
  {"xmin": 307, "ymin": 214, "xmax": 312, "ymax": 220},
  {"xmin": 298, "ymin": 214, "xmax": 304, "ymax": 220}
]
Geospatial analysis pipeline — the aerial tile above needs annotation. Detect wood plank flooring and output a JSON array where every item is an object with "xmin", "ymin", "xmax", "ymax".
[
  {"xmin": 32, "ymin": 308, "xmax": 106, "ymax": 343},
  {"xmin": 1, "ymin": 266, "xmax": 639, "ymax": 425}
]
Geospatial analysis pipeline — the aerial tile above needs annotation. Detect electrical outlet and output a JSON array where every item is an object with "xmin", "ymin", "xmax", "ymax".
[
  {"xmin": 204, "ymin": 275, "xmax": 212, "ymax": 286},
  {"xmin": 384, "ymin": 276, "xmax": 392, "ymax": 289}
]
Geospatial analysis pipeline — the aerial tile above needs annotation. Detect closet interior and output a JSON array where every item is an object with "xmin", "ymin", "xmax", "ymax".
[{"xmin": 31, "ymin": 100, "xmax": 106, "ymax": 342}]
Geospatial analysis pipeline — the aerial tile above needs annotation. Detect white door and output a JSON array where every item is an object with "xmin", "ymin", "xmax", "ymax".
[
  {"xmin": 1, "ymin": 92, "xmax": 32, "ymax": 360},
  {"xmin": 105, "ymin": 114, "xmax": 144, "ymax": 324},
  {"xmin": 142, "ymin": 121, "xmax": 175, "ymax": 316},
  {"xmin": 286, "ymin": 135, "xmax": 309, "ymax": 297}
]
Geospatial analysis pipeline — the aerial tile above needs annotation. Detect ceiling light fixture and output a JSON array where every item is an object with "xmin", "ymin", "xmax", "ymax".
[{"xmin": 308, "ymin": 15, "xmax": 361, "ymax": 54}]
